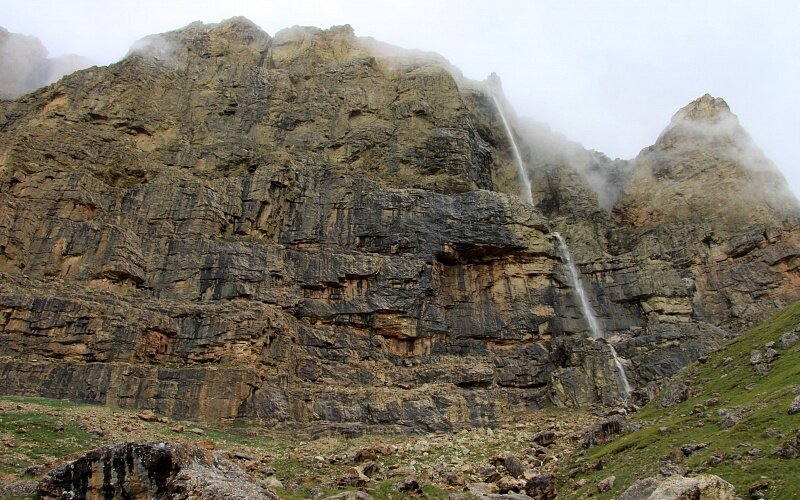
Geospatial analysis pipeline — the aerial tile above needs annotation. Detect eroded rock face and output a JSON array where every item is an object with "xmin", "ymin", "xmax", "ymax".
[
  {"xmin": 0, "ymin": 18, "xmax": 798, "ymax": 429},
  {"xmin": 611, "ymin": 94, "xmax": 800, "ymax": 326}
]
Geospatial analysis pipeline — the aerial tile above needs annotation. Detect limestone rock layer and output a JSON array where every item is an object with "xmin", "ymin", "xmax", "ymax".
[{"xmin": 1, "ymin": 18, "xmax": 798, "ymax": 431}]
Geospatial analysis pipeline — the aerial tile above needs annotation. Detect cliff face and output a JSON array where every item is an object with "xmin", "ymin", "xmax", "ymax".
[{"xmin": 1, "ymin": 18, "xmax": 798, "ymax": 432}]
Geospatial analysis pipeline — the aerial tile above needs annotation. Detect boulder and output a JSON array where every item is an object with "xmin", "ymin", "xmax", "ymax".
[
  {"xmin": 584, "ymin": 415, "xmax": 627, "ymax": 448},
  {"xmin": 788, "ymin": 395, "xmax": 800, "ymax": 415},
  {"xmin": 619, "ymin": 477, "xmax": 660, "ymax": 500},
  {"xmin": 780, "ymin": 331, "xmax": 798, "ymax": 349},
  {"xmin": 523, "ymin": 473, "xmax": 557, "ymax": 500},
  {"xmin": 491, "ymin": 455, "xmax": 525, "ymax": 478},
  {"xmin": 771, "ymin": 430, "xmax": 800, "ymax": 459},
  {"xmin": 532, "ymin": 431, "xmax": 557, "ymax": 447},
  {"xmin": 660, "ymin": 381, "xmax": 690, "ymax": 407},
  {"xmin": 391, "ymin": 476, "xmax": 420, "ymax": 492},
  {"xmin": 324, "ymin": 492, "xmax": 373, "ymax": 500},
  {"xmin": 37, "ymin": 441, "xmax": 273, "ymax": 499},
  {"xmin": 597, "ymin": 475, "xmax": 616, "ymax": 493},
  {"xmin": 619, "ymin": 474, "xmax": 735, "ymax": 500}
]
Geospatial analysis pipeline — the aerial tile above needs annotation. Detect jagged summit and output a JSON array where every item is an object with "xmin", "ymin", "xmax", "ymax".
[
  {"xmin": 672, "ymin": 93, "xmax": 731, "ymax": 122},
  {"xmin": 613, "ymin": 93, "xmax": 799, "ymax": 231},
  {"xmin": 654, "ymin": 93, "xmax": 749, "ymax": 152},
  {"xmin": 136, "ymin": 15, "xmax": 269, "ymax": 45},
  {"xmin": 125, "ymin": 16, "xmax": 271, "ymax": 65},
  {"xmin": 2, "ymin": 18, "xmax": 500, "ymax": 193}
]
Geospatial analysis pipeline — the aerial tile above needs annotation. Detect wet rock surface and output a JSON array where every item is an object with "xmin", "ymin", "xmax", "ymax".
[{"xmin": 583, "ymin": 415, "xmax": 628, "ymax": 448}]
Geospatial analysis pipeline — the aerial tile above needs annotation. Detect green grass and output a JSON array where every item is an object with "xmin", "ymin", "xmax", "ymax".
[
  {"xmin": 0, "ymin": 410, "xmax": 96, "ymax": 474},
  {"xmin": 0, "ymin": 396, "xmax": 93, "ymax": 409},
  {"xmin": 565, "ymin": 301, "xmax": 800, "ymax": 499}
]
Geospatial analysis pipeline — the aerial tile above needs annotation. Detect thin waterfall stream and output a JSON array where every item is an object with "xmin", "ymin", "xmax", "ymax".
[
  {"xmin": 552, "ymin": 232, "xmax": 632, "ymax": 398},
  {"xmin": 490, "ymin": 94, "xmax": 533, "ymax": 204},
  {"xmin": 490, "ymin": 93, "xmax": 632, "ymax": 400}
]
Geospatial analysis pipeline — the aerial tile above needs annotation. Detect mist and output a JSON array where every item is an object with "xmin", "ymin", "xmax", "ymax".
[{"xmin": 0, "ymin": 27, "xmax": 93, "ymax": 99}]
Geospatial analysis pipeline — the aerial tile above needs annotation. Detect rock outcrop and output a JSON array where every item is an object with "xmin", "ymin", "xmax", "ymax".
[
  {"xmin": 0, "ymin": 18, "xmax": 798, "ymax": 430},
  {"xmin": 619, "ymin": 474, "xmax": 736, "ymax": 500},
  {"xmin": 37, "ymin": 441, "xmax": 275, "ymax": 499},
  {"xmin": 612, "ymin": 94, "xmax": 800, "ymax": 326}
]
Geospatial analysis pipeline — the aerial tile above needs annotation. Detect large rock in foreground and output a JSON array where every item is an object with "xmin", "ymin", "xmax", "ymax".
[
  {"xmin": 619, "ymin": 474, "xmax": 736, "ymax": 500},
  {"xmin": 38, "ymin": 442, "xmax": 274, "ymax": 499}
]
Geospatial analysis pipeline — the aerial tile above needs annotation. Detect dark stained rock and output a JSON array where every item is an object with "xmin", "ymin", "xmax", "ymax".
[
  {"xmin": 679, "ymin": 442, "xmax": 709, "ymax": 456},
  {"xmin": 391, "ymin": 476, "xmax": 420, "ymax": 492},
  {"xmin": 37, "ymin": 441, "xmax": 273, "ymax": 499},
  {"xmin": 490, "ymin": 455, "xmax": 525, "ymax": 479},
  {"xmin": 523, "ymin": 473, "xmax": 556, "ymax": 500},
  {"xmin": 583, "ymin": 415, "xmax": 627, "ymax": 448},
  {"xmin": 531, "ymin": 431, "xmax": 557, "ymax": 447}
]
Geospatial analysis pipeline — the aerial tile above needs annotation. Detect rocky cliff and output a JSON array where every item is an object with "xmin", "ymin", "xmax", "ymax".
[{"xmin": 1, "ymin": 18, "xmax": 798, "ymax": 432}]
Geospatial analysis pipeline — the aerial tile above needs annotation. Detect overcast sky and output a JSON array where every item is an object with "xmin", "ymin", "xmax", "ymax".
[{"xmin": 2, "ymin": 0, "xmax": 798, "ymax": 197}]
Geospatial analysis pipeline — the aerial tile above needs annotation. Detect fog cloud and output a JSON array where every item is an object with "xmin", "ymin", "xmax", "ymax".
[
  {"xmin": 126, "ymin": 33, "xmax": 184, "ymax": 68},
  {"xmin": 0, "ymin": 27, "xmax": 92, "ymax": 99}
]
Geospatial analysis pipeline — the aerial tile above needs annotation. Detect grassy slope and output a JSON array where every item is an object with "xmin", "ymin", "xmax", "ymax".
[{"xmin": 568, "ymin": 302, "xmax": 800, "ymax": 499}]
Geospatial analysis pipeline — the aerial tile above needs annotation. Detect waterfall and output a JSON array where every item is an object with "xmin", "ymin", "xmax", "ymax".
[
  {"xmin": 609, "ymin": 345, "xmax": 634, "ymax": 396},
  {"xmin": 488, "ymin": 88, "xmax": 632, "ymax": 400},
  {"xmin": 490, "ymin": 95, "xmax": 533, "ymax": 205},
  {"xmin": 552, "ymin": 232, "xmax": 632, "ymax": 399},
  {"xmin": 552, "ymin": 232, "xmax": 603, "ymax": 340}
]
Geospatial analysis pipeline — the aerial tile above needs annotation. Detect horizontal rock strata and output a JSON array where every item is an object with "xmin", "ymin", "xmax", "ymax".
[{"xmin": 1, "ymin": 19, "xmax": 798, "ymax": 430}]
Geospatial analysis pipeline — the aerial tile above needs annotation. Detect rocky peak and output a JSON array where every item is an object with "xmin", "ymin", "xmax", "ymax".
[
  {"xmin": 654, "ymin": 93, "xmax": 744, "ymax": 152},
  {"xmin": 273, "ymin": 23, "xmax": 355, "ymax": 44},
  {"xmin": 126, "ymin": 16, "xmax": 270, "ymax": 64},
  {"xmin": 268, "ymin": 23, "xmax": 362, "ymax": 70},
  {"xmin": 672, "ymin": 93, "xmax": 731, "ymax": 122},
  {"xmin": 613, "ymin": 93, "xmax": 798, "ymax": 231}
]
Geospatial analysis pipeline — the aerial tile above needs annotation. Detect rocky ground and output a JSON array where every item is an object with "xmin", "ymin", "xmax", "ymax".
[
  {"xmin": 3, "ymin": 301, "xmax": 799, "ymax": 498},
  {"xmin": 0, "ymin": 397, "xmax": 600, "ymax": 498}
]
